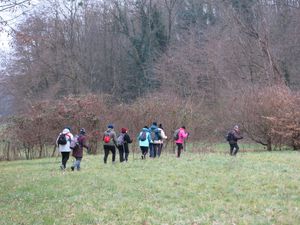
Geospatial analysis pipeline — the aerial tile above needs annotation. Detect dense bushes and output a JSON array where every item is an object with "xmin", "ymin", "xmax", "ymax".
[{"xmin": 1, "ymin": 84, "xmax": 300, "ymax": 160}]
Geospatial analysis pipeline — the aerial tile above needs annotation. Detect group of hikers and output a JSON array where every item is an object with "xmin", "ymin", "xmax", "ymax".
[{"xmin": 56, "ymin": 122, "xmax": 243, "ymax": 171}]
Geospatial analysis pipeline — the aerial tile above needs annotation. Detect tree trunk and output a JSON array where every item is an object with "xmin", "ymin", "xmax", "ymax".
[{"xmin": 267, "ymin": 137, "xmax": 272, "ymax": 151}]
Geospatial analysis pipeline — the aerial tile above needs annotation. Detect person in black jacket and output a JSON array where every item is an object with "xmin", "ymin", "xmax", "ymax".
[
  {"xmin": 227, "ymin": 125, "xmax": 243, "ymax": 156},
  {"xmin": 117, "ymin": 128, "xmax": 133, "ymax": 162}
]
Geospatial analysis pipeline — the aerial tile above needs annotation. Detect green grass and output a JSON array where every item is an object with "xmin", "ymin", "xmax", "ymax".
[{"xmin": 1, "ymin": 151, "xmax": 300, "ymax": 225}]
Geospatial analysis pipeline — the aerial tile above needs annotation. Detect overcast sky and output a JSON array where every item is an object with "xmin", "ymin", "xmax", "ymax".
[{"xmin": 0, "ymin": 0, "xmax": 40, "ymax": 53}]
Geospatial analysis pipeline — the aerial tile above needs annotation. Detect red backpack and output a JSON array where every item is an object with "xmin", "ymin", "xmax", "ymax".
[{"xmin": 103, "ymin": 134, "xmax": 111, "ymax": 143}]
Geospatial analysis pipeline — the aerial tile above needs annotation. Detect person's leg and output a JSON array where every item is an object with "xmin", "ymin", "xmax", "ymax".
[
  {"xmin": 149, "ymin": 143, "xmax": 154, "ymax": 158},
  {"xmin": 157, "ymin": 144, "xmax": 162, "ymax": 157},
  {"xmin": 124, "ymin": 147, "xmax": 129, "ymax": 161},
  {"xmin": 111, "ymin": 146, "xmax": 116, "ymax": 162},
  {"xmin": 153, "ymin": 144, "xmax": 158, "ymax": 158},
  {"xmin": 233, "ymin": 143, "xmax": 239, "ymax": 156},
  {"xmin": 104, "ymin": 146, "xmax": 109, "ymax": 164},
  {"xmin": 118, "ymin": 146, "xmax": 124, "ymax": 162},
  {"xmin": 141, "ymin": 146, "xmax": 148, "ymax": 159},
  {"xmin": 144, "ymin": 147, "xmax": 148, "ymax": 159},
  {"xmin": 229, "ymin": 144, "xmax": 235, "ymax": 155},
  {"xmin": 140, "ymin": 146, "xmax": 144, "ymax": 159},
  {"xmin": 61, "ymin": 152, "xmax": 65, "ymax": 169},
  {"xmin": 61, "ymin": 152, "xmax": 69, "ymax": 169},
  {"xmin": 74, "ymin": 157, "xmax": 82, "ymax": 170},
  {"xmin": 177, "ymin": 143, "xmax": 183, "ymax": 157}
]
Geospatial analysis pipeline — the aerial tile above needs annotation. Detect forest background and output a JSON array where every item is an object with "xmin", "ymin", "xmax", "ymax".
[{"xmin": 0, "ymin": 0, "xmax": 300, "ymax": 160}]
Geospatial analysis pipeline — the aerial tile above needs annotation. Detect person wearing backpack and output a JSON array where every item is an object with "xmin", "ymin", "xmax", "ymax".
[
  {"xmin": 103, "ymin": 124, "xmax": 117, "ymax": 164},
  {"xmin": 71, "ymin": 128, "xmax": 90, "ymax": 171},
  {"xmin": 138, "ymin": 126, "xmax": 151, "ymax": 159},
  {"xmin": 117, "ymin": 128, "xmax": 133, "ymax": 162},
  {"xmin": 227, "ymin": 125, "xmax": 243, "ymax": 156},
  {"xmin": 156, "ymin": 124, "xmax": 168, "ymax": 157},
  {"xmin": 174, "ymin": 126, "xmax": 189, "ymax": 158},
  {"xmin": 149, "ymin": 122, "xmax": 161, "ymax": 158},
  {"xmin": 56, "ymin": 127, "xmax": 73, "ymax": 170}
]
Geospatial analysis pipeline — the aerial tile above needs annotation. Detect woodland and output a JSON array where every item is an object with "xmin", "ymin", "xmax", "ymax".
[{"xmin": 0, "ymin": 0, "xmax": 300, "ymax": 159}]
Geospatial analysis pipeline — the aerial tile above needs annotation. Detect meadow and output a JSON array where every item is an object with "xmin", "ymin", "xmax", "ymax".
[{"xmin": 0, "ymin": 149, "xmax": 300, "ymax": 225}]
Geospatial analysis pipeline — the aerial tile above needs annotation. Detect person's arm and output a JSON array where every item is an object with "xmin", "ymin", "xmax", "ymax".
[
  {"xmin": 147, "ymin": 132, "xmax": 152, "ymax": 143},
  {"xmin": 112, "ymin": 132, "xmax": 117, "ymax": 145},
  {"xmin": 233, "ymin": 132, "xmax": 243, "ymax": 140},
  {"xmin": 125, "ymin": 133, "xmax": 132, "ymax": 143},
  {"xmin": 181, "ymin": 130, "xmax": 188, "ymax": 139},
  {"xmin": 161, "ymin": 129, "xmax": 168, "ymax": 139},
  {"xmin": 81, "ymin": 136, "xmax": 89, "ymax": 149}
]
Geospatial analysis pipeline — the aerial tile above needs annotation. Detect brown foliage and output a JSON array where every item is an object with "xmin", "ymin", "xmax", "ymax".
[{"xmin": 233, "ymin": 84, "xmax": 294, "ymax": 150}]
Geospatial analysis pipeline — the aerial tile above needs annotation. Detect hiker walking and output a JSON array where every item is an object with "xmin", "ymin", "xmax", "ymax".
[
  {"xmin": 71, "ymin": 128, "xmax": 90, "ymax": 171},
  {"xmin": 174, "ymin": 126, "xmax": 189, "ymax": 158},
  {"xmin": 156, "ymin": 123, "xmax": 168, "ymax": 157},
  {"xmin": 103, "ymin": 124, "xmax": 117, "ymax": 164},
  {"xmin": 149, "ymin": 122, "xmax": 161, "ymax": 158},
  {"xmin": 117, "ymin": 128, "xmax": 133, "ymax": 162},
  {"xmin": 227, "ymin": 125, "xmax": 243, "ymax": 156},
  {"xmin": 138, "ymin": 126, "xmax": 151, "ymax": 159},
  {"xmin": 56, "ymin": 127, "xmax": 73, "ymax": 170}
]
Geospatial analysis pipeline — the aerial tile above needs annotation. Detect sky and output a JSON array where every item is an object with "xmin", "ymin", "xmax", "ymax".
[{"xmin": 0, "ymin": 0, "xmax": 40, "ymax": 53}]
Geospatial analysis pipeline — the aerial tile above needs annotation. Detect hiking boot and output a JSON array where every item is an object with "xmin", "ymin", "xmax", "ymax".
[{"xmin": 71, "ymin": 166, "xmax": 75, "ymax": 171}]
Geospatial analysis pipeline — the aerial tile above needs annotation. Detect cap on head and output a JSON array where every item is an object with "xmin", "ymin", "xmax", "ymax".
[
  {"xmin": 152, "ymin": 122, "xmax": 157, "ymax": 126},
  {"xmin": 64, "ymin": 126, "xmax": 71, "ymax": 131},
  {"xmin": 80, "ymin": 128, "xmax": 86, "ymax": 135},
  {"xmin": 121, "ymin": 128, "xmax": 127, "ymax": 133},
  {"xmin": 62, "ymin": 128, "xmax": 70, "ymax": 134},
  {"xmin": 234, "ymin": 125, "xmax": 239, "ymax": 130},
  {"xmin": 108, "ymin": 124, "xmax": 114, "ymax": 129}
]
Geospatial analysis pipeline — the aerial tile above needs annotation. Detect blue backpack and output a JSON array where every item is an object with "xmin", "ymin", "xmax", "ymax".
[{"xmin": 139, "ymin": 131, "xmax": 147, "ymax": 141}]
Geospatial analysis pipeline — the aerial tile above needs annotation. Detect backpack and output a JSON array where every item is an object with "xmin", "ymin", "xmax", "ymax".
[
  {"xmin": 103, "ymin": 134, "xmax": 111, "ymax": 143},
  {"xmin": 150, "ymin": 129, "xmax": 161, "ymax": 141},
  {"xmin": 117, "ymin": 133, "xmax": 125, "ymax": 146},
  {"xmin": 57, "ymin": 133, "xmax": 67, "ymax": 145},
  {"xmin": 226, "ymin": 131, "xmax": 234, "ymax": 142},
  {"xmin": 139, "ymin": 131, "xmax": 147, "ymax": 141},
  {"xmin": 173, "ymin": 129, "xmax": 180, "ymax": 141},
  {"xmin": 70, "ymin": 135, "xmax": 80, "ymax": 150}
]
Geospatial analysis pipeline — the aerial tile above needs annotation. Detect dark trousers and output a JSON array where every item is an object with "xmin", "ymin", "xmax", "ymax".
[
  {"xmin": 61, "ymin": 152, "xmax": 70, "ymax": 168},
  {"xmin": 104, "ymin": 145, "xmax": 116, "ymax": 163},
  {"xmin": 150, "ymin": 144, "xmax": 159, "ymax": 158},
  {"xmin": 157, "ymin": 143, "xmax": 163, "ymax": 157},
  {"xmin": 118, "ymin": 145, "xmax": 125, "ymax": 162},
  {"xmin": 176, "ymin": 143, "xmax": 183, "ymax": 157},
  {"xmin": 230, "ymin": 143, "xmax": 239, "ymax": 156},
  {"xmin": 140, "ymin": 146, "xmax": 148, "ymax": 159}
]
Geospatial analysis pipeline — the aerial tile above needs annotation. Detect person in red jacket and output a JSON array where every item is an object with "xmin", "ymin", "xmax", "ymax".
[
  {"xmin": 175, "ymin": 126, "xmax": 189, "ymax": 158},
  {"xmin": 71, "ymin": 128, "xmax": 90, "ymax": 171}
]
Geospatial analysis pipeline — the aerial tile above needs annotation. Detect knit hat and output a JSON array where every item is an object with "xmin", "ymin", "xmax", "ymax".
[
  {"xmin": 80, "ymin": 128, "xmax": 86, "ymax": 135},
  {"xmin": 121, "ymin": 128, "xmax": 127, "ymax": 133},
  {"xmin": 234, "ymin": 125, "xmax": 239, "ymax": 130},
  {"xmin": 108, "ymin": 124, "xmax": 114, "ymax": 129}
]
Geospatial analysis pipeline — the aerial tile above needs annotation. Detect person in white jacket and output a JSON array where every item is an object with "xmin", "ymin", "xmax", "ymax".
[
  {"xmin": 56, "ymin": 128, "xmax": 73, "ymax": 170},
  {"xmin": 156, "ymin": 124, "xmax": 168, "ymax": 157}
]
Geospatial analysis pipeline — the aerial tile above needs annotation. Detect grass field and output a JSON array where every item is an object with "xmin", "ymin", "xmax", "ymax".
[{"xmin": 0, "ymin": 150, "xmax": 300, "ymax": 225}]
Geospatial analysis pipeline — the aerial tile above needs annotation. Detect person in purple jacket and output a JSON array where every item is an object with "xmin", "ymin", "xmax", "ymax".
[
  {"xmin": 71, "ymin": 128, "xmax": 90, "ymax": 171},
  {"xmin": 175, "ymin": 126, "xmax": 189, "ymax": 158}
]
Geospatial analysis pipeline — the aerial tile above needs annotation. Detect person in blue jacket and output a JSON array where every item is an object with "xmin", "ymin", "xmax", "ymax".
[{"xmin": 138, "ymin": 126, "xmax": 151, "ymax": 159}]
